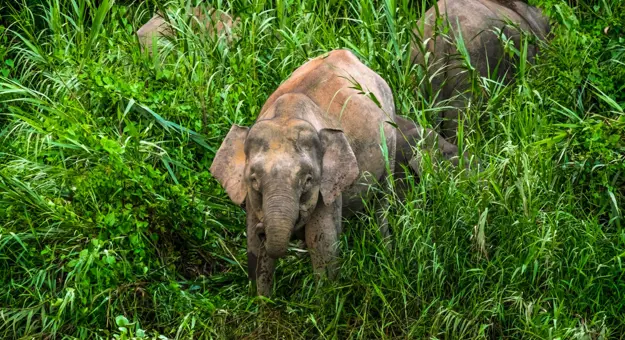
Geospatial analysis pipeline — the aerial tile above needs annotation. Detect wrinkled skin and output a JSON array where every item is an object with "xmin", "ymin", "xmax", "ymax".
[
  {"xmin": 411, "ymin": 0, "xmax": 550, "ymax": 142},
  {"xmin": 136, "ymin": 5, "xmax": 239, "ymax": 52},
  {"xmin": 210, "ymin": 50, "xmax": 399, "ymax": 296}
]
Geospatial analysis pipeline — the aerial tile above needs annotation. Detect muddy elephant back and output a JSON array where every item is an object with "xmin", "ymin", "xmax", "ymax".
[{"xmin": 319, "ymin": 51, "xmax": 397, "ymax": 211}]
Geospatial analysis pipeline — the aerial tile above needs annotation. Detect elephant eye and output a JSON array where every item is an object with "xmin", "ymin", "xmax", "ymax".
[
  {"xmin": 303, "ymin": 174, "xmax": 313, "ymax": 191},
  {"xmin": 250, "ymin": 174, "xmax": 260, "ymax": 191}
]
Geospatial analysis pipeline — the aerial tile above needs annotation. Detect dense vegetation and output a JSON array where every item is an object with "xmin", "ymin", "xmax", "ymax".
[{"xmin": 1, "ymin": 0, "xmax": 624, "ymax": 338}]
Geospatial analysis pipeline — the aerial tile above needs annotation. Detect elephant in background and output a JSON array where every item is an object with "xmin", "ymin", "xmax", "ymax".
[
  {"xmin": 411, "ymin": 0, "xmax": 551, "ymax": 142},
  {"xmin": 136, "ymin": 4, "xmax": 239, "ymax": 53}
]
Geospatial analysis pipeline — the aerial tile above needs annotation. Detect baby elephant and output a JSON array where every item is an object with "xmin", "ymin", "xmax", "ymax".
[
  {"xmin": 210, "ymin": 50, "xmax": 398, "ymax": 296},
  {"xmin": 412, "ymin": 0, "xmax": 550, "ymax": 142}
]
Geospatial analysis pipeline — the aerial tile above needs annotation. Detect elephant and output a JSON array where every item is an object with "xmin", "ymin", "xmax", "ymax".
[
  {"xmin": 393, "ymin": 115, "xmax": 472, "ymax": 200},
  {"xmin": 411, "ymin": 0, "xmax": 551, "ymax": 142},
  {"xmin": 210, "ymin": 49, "xmax": 400, "ymax": 296},
  {"xmin": 136, "ymin": 5, "xmax": 239, "ymax": 53}
]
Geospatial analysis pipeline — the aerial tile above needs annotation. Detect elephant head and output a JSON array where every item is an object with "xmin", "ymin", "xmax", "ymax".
[{"xmin": 210, "ymin": 118, "xmax": 358, "ymax": 273}]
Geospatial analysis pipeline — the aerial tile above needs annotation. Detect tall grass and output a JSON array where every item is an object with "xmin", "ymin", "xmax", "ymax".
[{"xmin": 0, "ymin": 0, "xmax": 624, "ymax": 338}]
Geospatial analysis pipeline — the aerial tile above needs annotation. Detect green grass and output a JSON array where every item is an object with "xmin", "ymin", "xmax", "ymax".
[{"xmin": 0, "ymin": 0, "xmax": 624, "ymax": 338}]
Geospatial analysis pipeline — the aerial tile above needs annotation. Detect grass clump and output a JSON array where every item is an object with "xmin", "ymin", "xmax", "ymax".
[{"xmin": 0, "ymin": 0, "xmax": 624, "ymax": 338}]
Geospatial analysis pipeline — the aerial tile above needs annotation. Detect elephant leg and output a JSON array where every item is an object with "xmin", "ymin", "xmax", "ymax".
[
  {"xmin": 246, "ymin": 210, "xmax": 276, "ymax": 296},
  {"xmin": 305, "ymin": 196, "xmax": 342, "ymax": 280}
]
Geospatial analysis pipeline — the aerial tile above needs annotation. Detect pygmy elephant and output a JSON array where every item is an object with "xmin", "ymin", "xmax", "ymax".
[
  {"xmin": 136, "ymin": 5, "xmax": 239, "ymax": 52},
  {"xmin": 411, "ymin": 0, "xmax": 550, "ymax": 142},
  {"xmin": 210, "ymin": 50, "xmax": 398, "ymax": 296}
]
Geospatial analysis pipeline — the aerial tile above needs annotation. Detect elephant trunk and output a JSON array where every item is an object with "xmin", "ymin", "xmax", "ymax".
[{"xmin": 262, "ymin": 187, "xmax": 299, "ymax": 259}]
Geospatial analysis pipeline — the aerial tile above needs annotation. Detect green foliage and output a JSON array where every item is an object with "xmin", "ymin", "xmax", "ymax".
[
  {"xmin": 0, "ymin": 0, "xmax": 623, "ymax": 338},
  {"xmin": 531, "ymin": 0, "xmax": 625, "ymax": 227}
]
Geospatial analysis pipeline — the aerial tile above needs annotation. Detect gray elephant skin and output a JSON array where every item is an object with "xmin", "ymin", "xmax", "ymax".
[
  {"xmin": 411, "ymin": 0, "xmax": 550, "ymax": 142},
  {"xmin": 210, "ymin": 50, "xmax": 400, "ymax": 296}
]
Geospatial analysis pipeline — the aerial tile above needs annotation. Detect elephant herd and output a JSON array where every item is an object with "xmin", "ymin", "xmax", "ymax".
[{"xmin": 137, "ymin": 0, "xmax": 551, "ymax": 296}]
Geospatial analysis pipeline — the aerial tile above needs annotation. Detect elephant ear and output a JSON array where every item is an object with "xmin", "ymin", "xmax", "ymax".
[
  {"xmin": 210, "ymin": 125, "xmax": 249, "ymax": 205},
  {"xmin": 319, "ymin": 128, "xmax": 359, "ymax": 205}
]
